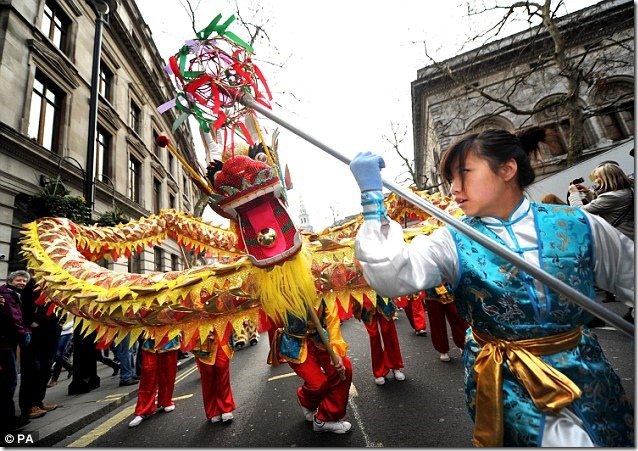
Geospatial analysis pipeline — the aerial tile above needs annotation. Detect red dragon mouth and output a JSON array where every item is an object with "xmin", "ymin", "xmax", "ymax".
[{"xmin": 213, "ymin": 155, "xmax": 301, "ymax": 267}]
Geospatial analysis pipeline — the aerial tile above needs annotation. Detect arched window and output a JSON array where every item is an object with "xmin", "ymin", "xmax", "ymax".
[
  {"xmin": 532, "ymin": 95, "xmax": 596, "ymax": 156},
  {"xmin": 466, "ymin": 116, "xmax": 515, "ymax": 134},
  {"xmin": 590, "ymin": 77, "xmax": 634, "ymax": 142}
]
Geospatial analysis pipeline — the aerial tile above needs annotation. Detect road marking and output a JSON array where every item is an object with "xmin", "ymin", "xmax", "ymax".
[
  {"xmin": 268, "ymin": 372, "xmax": 298, "ymax": 382},
  {"xmin": 67, "ymin": 406, "xmax": 135, "ymax": 447},
  {"xmin": 67, "ymin": 365, "xmax": 199, "ymax": 447},
  {"xmin": 348, "ymin": 383, "xmax": 381, "ymax": 447},
  {"xmin": 175, "ymin": 365, "xmax": 198, "ymax": 383}
]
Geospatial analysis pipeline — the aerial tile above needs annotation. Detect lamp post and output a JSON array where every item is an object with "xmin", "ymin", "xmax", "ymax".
[
  {"xmin": 53, "ymin": 155, "xmax": 86, "ymax": 195},
  {"xmin": 84, "ymin": 0, "xmax": 116, "ymax": 209}
]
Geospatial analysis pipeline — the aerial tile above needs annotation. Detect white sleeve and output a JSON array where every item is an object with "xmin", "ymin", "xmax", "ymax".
[
  {"xmin": 585, "ymin": 211, "xmax": 635, "ymax": 306},
  {"xmin": 354, "ymin": 219, "xmax": 458, "ymax": 298}
]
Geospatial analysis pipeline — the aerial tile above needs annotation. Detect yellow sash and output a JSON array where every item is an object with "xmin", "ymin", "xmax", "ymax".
[{"xmin": 471, "ymin": 327, "xmax": 583, "ymax": 447}]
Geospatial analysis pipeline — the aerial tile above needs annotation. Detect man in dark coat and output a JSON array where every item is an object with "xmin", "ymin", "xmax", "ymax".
[
  {"xmin": 0, "ymin": 270, "xmax": 33, "ymax": 431},
  {"xmin": 18, "ymin": 277, "xmax": 60, "ymax": 418}
]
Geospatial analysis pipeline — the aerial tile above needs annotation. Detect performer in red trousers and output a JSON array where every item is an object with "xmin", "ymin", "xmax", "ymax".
[
  {"xmin": 354, "ymin": 294, "xmax": 406, "ymax": 385},
  {"xmin": 268, "ymin": 301, "xmax": 352, "ymax": 434},
  {"xmin": 193, "ymin": 326, "xmax": 236, "ymax": 423},
  {"xmin": 396, "ymin": 292, "xmax": 428, "ymax": 336},
  {"xmin": 423, "ymin": 286, "xmax": 469, "ymax": 362},
  {"xmin": 128, "ymin": 335, "xmax": 179, "ymax": 427}
]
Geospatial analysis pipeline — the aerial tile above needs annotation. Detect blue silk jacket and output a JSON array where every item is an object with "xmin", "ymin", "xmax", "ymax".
[{"xmin": 450, "ymin": 203, "xmax": 633, "ymax": 446}]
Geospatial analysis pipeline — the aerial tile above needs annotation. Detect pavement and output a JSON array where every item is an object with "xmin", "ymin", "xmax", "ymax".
[{"xmin": 10, "ymin": 353, "xmax": 196, "ymax": 446}]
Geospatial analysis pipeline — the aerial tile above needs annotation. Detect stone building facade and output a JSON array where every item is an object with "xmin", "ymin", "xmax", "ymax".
[
  {"xmin": 0, "ymin": 0, "xmax": 204, "ymax": 280},
  {"xmin": 411, "ymin": 0, "xmax": 634, "ymax": 192}
]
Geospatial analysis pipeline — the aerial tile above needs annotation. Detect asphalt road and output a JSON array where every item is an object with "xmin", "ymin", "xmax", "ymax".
[{"xmin": 57, "ymin": 302, "xmax": 634, "ymax": 448}]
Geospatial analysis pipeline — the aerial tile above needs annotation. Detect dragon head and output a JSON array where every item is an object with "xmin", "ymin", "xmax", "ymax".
[{"xmin": 211, "ymin": 148, "xmax": 301, "ymax": 268}]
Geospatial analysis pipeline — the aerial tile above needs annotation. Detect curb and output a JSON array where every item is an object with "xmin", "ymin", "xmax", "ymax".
[{"xmin": 37, "ymin": 356, "xmax": 196, "ymax": 446}]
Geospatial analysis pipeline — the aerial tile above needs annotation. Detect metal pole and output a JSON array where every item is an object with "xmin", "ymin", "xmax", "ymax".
[
  {"xmin": 84, "ymin": 2, "xmax": 109, "ymax": 210},
  {"xmin": 239, "ymin": 94, "xmax": 634, "ymax": 337}
]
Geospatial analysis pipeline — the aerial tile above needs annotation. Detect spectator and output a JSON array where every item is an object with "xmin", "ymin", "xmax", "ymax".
[
  {"xmin": 568, "ymin": 162, "xmax": 634, "ymax": 240},
  {"xmin": 112, "ymin": 333, "xmax": 138, "ymax": 387},
  {"xmin": 68, "ymin": 329, "xmax": 100, "ymax": 395},
  {"xmin": 95, "ymin": 345, "xmax": 119, "ymax": 376},
  {"xmin": 17, "ymin": 276, "xmax": 59, "ymax": 419},
  {"xmin": 569, "ymin": 162, "xmax": 634, "ymax": 313},
  {"xmin": 47, "ymin": 317, "xmax": 74, "ymax": 387},
  {"xmin": 540, "ymin": 193, "xmax": 567, "ymax": 205},
  {"xmin": 0, "ymin": 271, "xmax": 33, "ymax": 430}
]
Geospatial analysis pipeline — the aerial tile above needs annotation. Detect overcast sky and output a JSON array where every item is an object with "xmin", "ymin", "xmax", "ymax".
[{"xmin": 135, "ymin": 0, "xmax": 600, "ymax": 230}]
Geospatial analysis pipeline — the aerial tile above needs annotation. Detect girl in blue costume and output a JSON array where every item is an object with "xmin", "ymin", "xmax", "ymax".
[{"xmin": 349, "ymin": 128, "xmax": 634, "ymax": 447}]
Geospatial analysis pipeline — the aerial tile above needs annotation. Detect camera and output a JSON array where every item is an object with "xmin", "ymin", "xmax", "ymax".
[{"xmin": 571, "ymin": 177, "xmax": 584, "ymax": 185}]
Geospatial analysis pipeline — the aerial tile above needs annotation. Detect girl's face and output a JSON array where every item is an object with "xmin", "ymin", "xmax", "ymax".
[{"xmin": 450, "ymin": 151, "xmax": 519, "ymax": 219}]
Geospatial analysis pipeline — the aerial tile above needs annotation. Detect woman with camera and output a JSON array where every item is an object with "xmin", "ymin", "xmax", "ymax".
[
  {"xmin": 568, "ymin": 163, "xmax": 634, "ymax": 240},
  {"xmin": 568, "ymin": 163, "xmax": 634, "ymax": 320}
]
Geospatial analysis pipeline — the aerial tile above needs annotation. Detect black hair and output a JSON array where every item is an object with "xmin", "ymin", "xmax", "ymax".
[{"xmin": 440, "ymin": 127, "xmax": 545, "ymax": 189}]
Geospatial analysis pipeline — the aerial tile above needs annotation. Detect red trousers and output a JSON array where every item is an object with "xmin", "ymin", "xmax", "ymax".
[
  {"xmin": 364, "ymin": 313, "xmax": 404, "ymax": 378},
  {"xmin": 289, "ymin": 341, "xmax": 352, "ymax": 422},
  {"xmin": 425, "ymin": 300, "xmax": 468, "ymax": 353},
  {"xmin": 196, "ymin": 351, "xmax": 235, "ymax": 419},
  {"xmin": 404, "ymin": 297, "xmax": 427, "ymax": 332},
  {"xmin": 134, "ymin": 349, "xmax": 178, "ymax": 417}
]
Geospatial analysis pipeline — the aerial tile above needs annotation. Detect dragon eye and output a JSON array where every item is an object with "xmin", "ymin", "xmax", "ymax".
[{"xmin": 255, "ymin": 153, "xmax": 268, "ymax": 163}]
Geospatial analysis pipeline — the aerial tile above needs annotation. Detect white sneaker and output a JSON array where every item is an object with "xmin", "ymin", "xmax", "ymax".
[
  {"xmin": 313, "ymin": 418, "xmax": 352, "ymax": 434},
  {"xmin": 128, "ymin": 415, "xmax": 144, "ymax": 427},
  {"xmin": 163, "ymin": 404, "xmax": 175, "ymax": 412},
  {"xmin": 440, "ymin": 353, "xmax": 451, "ymax": 362},
  {"xmin": 298, "ymin": 400, "xmax": 316, "ymax": 422},
  {"xmin": 210, "ymin": 415, "xmax": 221, "ymax": 423},
  {"xmin": 221, "ymin": 412, "xmax": 234, "ymax": 422},
  {"xmin": 392, "ymin": 369, "xmax": 406, "ymax": 381},
  {"xmin": 374, "ymin": 376, "xmax": 386, "ymax": 385}
]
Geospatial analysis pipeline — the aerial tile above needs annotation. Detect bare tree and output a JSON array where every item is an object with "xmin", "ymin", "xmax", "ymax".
[{"xmin": 417, "ymin": 0, "xmax": 633, "ymax": 166}]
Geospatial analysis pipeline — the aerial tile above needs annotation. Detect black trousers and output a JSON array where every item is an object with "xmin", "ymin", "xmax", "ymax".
[
  {"xmin": 18, "ymin": 323, "xmax": 59, "ymax": 412},
  {"xmin": 0, "ymin": 347, "xmax": 18, "ymax": 427},
  {"xmin": 68, "ymin": 329, "xmax": 100, "ymax": 395}
]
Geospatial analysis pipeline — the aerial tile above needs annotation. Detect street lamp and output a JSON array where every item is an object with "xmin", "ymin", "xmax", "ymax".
[
  {"xmin": 84, "ymin": 0, "xmax": 117, "ymax": 210},
  {"xmin": 53, "ymin": 155, "xmax": 86, "ymax": 195}
]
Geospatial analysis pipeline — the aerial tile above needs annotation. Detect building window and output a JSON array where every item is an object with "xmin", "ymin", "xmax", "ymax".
[
  {"xmin": 99, "ymin": 64, "xmax": 113, "ymax": 102},
  {"xmin": 128, "ymin": 155, "xmax": 141, "ymax": 203},
  {"xmin": 171, "ymin": 254, "xmax": 179, "ymax": 271},
  {"xmin": 130, "ymin": 100, "xmax": 141, "ymax": 134},
  {"xmin": 128, "ymin": 252, "xmax": 142, "ymax": 274},
  {"xmin": 96, "ymin": 127, "xmax": 111, "ymax": 181},
  {"xmin": 28, "ymin": 72, "xmax": 63, "ymax": 153},
  {"xmin": 168, "ymin": 152, "xmax": 175, "ymax": 176},
  {"xmin": 153, "ymin": 178, "xmax": 161, "ymax": 214},
  {"xmin": 600, "ymin": 101, "xmax": 634, "ymax": 142},
  {"xmin": 40, "ymin": 0, "xmax": 70, "ymax": 53},
  {"xmin": 182, "ymin": 175, "xmax": 189, "ymax": 197},
  {"xmin": 169, "ymin": 193, "xmax": 176, "ymax": 209},
  {"xmin": 154, "ymin": 247, "xmax": 163, "ymax": 272},
  {"xmin": 152, "ymin": 130, "xmax": 163, "ymax": 160}
]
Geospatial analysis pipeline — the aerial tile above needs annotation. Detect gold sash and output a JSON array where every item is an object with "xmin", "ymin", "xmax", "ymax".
[{"xmin": 471, "ymin": 327, "xmax": 583, "ymax": 447}]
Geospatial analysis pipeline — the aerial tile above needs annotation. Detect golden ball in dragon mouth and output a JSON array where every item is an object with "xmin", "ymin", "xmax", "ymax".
[{"xmin": 257, "ymin": 228, "xmax": 277, "ymax": 247}]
